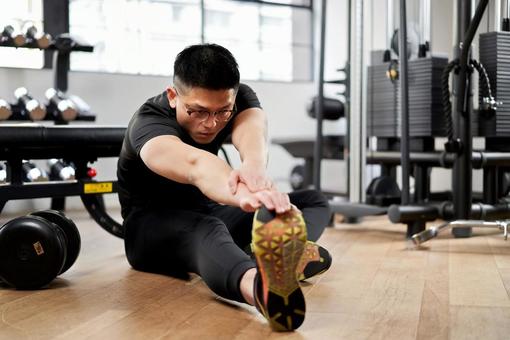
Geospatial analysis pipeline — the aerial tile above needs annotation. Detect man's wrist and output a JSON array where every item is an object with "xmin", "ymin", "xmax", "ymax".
[{"xmin": 242, "ymin": 158, "xmax": 266, "ymax": 168}]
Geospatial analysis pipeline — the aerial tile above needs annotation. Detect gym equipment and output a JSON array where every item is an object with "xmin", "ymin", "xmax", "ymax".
[
  {"xmin": 1, "ymin": 25, "xmax": 25, "ymax": 47},
  {"xmin": 367, "ymin": 56, "xmax": 447, "ymax": 137},
  {"xmin": 0, "ymin": 32, "xmax": 94, "ymax": 122},
  {"xmin": 0, "ymin": 124, "xmax": 125, "ymax": 238},
  {"xmin": 29, "ymin": 210, "xmax": 81, "ymax": 276},
  {"xmin": 412, "ymin": 220, "xmax": 509, "ymax": 245},
  {"xmin": 479, "ymin": 31, "xmax": 510, "ymax": 137},
  {"xmin": 290, "ymin": 165, "xmax": 306, "ymax": 191},
  {"xmin": 68, "ymin": 94, "xmax": 94, "ymax": 120},
  {"xmin": 365, "ymin": 175, "xmax": 401, "ymax": 206},
  {"xmin": 24, "ymin": 25, "xmax": 51, "ymax": 49},
  {"xmin": 272, "ymin": 135, "xmax": 345, "ymax": 192},
  {"xmin": 14, "ymin": 87, "xmax": 46, "ymax": 121},
  {"xmin": 22, "ymin": 160, "xmax": 49, "ymax": 182},
  {"xmin": 48, "ymin": 159, "xmax": 75, "ymax": 181},
  {"xmin": 0, "ymin": 209, "xmax": 80, "ymax": 289},
  {"xmin": 394, "ymin": 0, "xmax": 509, "ymax": 240},
  {"xmin": 0, "ymin": 98, "xmax": 12, "ymax": 120},
  {"xmin": 45, "ymin": 88, "xmax": 78, "ymax": 122},
  {"xmin": 0, "ymin": 162, "xmax": 6, "ymax": 184},
  {"xmin": 306, "ymin": 96, "xmax": 344, "ymax": 120}
]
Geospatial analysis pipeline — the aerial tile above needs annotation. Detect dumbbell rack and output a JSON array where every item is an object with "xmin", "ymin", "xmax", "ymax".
[
  {"xmin": 0, "ymin": 34, "xmax": 124, "ymax": 239},
  {"xmin": 1, "ymin": 33, "xmax": 95, "ymax": 122},
  {"xmin": 0, "ymin": 124, "xmax": 125, "ymax": 238}
]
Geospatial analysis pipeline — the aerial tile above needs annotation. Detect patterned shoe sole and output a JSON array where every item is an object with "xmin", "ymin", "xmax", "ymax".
[
  {"xmin": 296, "ymin": 241, "xmax": 331, "ymax": 281},
  {"xmin": 252, "ymin": 208, "xmax": 307, "ymax": 331}
]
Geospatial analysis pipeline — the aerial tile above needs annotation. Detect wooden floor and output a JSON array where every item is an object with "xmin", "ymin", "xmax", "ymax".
[{"xmin": 1, "ymin": 210, "xmax": 510, "ymax": 339}]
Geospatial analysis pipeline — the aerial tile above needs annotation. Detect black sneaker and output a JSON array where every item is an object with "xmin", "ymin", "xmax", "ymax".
[
  {"xmin": 251, "ymin": 206, "xmax": 307, "ymax": 331},
  {"xmin": 296, "ymin": 241, "xmax": 332, "ymax": 281}
]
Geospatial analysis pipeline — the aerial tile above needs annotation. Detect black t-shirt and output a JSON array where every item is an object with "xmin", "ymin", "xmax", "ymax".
[{"xmin": 117, "ymin": 83, "xmax": 261, "ymax": 219}]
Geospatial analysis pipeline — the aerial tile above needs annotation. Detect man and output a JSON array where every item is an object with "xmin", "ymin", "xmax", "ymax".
[{"xmin": 117, "ymin": 44, "xmax": 332, "ymax": 331}]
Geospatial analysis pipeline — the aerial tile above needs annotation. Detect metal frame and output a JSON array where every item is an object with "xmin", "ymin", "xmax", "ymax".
[
  {"xmin": 348, "ymin": 0, "xmax": 366, "ymax": 203},
  {"xmin": 0, "ymin": 125, "xmax": 125, "ymax": 238},
  {"xmin": 43, "ymin": 0, "xmax": 69, "ymax": 69},
  {"xmin": 312, "ymin": 0, "xmax": 327, "ymax": 190}
]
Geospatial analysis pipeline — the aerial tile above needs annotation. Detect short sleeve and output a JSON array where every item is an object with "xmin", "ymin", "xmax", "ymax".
[
  {"xmin": 235, "ymin": 83, "xmax": 262, "ymax": 112},
  {"xmin": 128, "ymin": 106, "xmax": 181, "ymax": 156}
]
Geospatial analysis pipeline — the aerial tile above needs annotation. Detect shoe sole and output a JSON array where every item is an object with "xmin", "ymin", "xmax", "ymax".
[
  {"xmin": 252, "ymin": 208, "xmax": 307, "ymax": 331},
  {"xmin": 297, "ymin": 241, "xmax": 332, "ymax": 281}
]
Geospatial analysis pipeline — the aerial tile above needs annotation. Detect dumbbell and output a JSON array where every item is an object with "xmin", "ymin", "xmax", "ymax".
[
  {"xmin": 69, "ymin": 94, "xmax": 94, "ymax": 119},
  {"xmin": 45, "ymin": 88, "xmax": 78, "ymax": 122},
  {"xmin": 0, "ymin": 162, "xmax": 6, "ymax": 184},
  {"xmin": 22, "ymin": 160, "xmax": 49, "ymax": 182},
  {"xmin": 0, "ymin": 98, "xmax": 12, "ymax": 120},
  {"xmin": 24, "ymin": 25, "xmax": 52, "ymax": 49},
  {"xmin": 0, "ymin": 210, "xmax": 81, "ymax": 289},
  {"xmin": 1, "ymin": 25, "xmax": 25, "ymax": 47},
  {"xmin": 48, "ymin": 159, "xmax": 75, "ymax": 181},
  {"xmin": 14, "ymin": 87, "xmax": 46, "ymax": 121}
]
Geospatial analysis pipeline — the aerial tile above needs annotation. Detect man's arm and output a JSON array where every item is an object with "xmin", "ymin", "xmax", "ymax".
[
  {"xmin": 140, "ymin": 134, "xmax": 287, "ymax": 211},
  {"xmin": 229, "ymin": 107, "xmax": 273, "ymax": 192}
]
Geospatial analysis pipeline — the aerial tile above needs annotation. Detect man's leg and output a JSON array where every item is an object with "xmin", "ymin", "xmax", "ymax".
[
  {"xmin": 123, "ymin": 207, "xmax": 255, "ymax": 303},
  {"xmin": 209, "ymin": 189, "xmax": 332, "ymax": 282},
  {"xmin": 288, "ymin": 189, "xmax": 333, "ymax": 281},
  {"xmin": 207, "ymin": 189, "xmax": 330, "ymax": 250},
  {"xmin": 288, "ymin": 189, "xmax": 331, "ymax": 241}
]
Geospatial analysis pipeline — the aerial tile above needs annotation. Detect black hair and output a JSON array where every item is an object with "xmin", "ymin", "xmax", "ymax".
[{"xmin": 173, "ymin": 43, "xmax": 240, "ymax": 91}]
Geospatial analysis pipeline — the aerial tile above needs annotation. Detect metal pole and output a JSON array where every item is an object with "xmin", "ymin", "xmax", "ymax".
[
  {"xmin": 421, "ymin": 0, "xmax": 431, "ymax": 44},
  {"xmin": 387, "ymin": 0, "xmax": 394, "ymax": 49},
  {"xmin": 493, "ymin": 0, "xmax": 502, "ymax": 31},
  {"xmin": 313, "ymin": 0, "xmax": 327, "ymax": 190},
  {"xmin": 348, "ymin": 0, "xmax": 365, "ymax": 203},
  {"xmin": 345, "ymin": 0, "xmax": 352, "ymax": 198},
  {"xmin": 398, "ymin": 0, "xmax": 410, "ymax": 205},
  {"xmin": 452, "ymin": 0, "xmax": 489, "ymax": 237}
]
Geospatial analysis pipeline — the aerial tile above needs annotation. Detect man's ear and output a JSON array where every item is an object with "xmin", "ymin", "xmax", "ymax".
[{"xmin": 166, "ymin": 87, "xmax": 177, "ymax": 108}]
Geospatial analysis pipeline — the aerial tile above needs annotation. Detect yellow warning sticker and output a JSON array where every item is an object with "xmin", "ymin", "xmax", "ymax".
[
  {"xmin": 84, "ymin": 182, "xmax": 113, "ymax": 194},
  {"xmin": 33, "ymin": 241, "xmax": 45, "ymax": 256}
]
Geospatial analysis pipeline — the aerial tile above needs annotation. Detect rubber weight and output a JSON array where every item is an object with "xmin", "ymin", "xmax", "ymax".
[
  {"xmin": 0, "ymin": 216, "xmax": 66, "ymax": 289},
  {"xmin": 29, "ymin": 210, "xmax": 81, "ymax": 275}
]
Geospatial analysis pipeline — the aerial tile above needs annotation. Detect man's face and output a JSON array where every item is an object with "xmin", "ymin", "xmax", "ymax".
[{"xmin": 167, "ymin": 86, "xmax": 236, "ymax": 144}]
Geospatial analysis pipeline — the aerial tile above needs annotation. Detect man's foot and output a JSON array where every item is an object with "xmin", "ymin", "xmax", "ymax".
[
  {"xmin": 296, "ymin": 241, "xmax": 332, "ymax": 281},
  {"xmin": 251, "ymin": 206, "xmax": 307, "ymax": 331}
]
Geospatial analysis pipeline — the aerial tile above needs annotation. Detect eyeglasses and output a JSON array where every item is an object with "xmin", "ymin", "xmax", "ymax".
[
  {"xmin": 174, "ymin": 87, "xmax": 236, "ymax": 122},
  {"xmin": 185, "ymin": 103, "xmax": 236, "ymax": 122}
]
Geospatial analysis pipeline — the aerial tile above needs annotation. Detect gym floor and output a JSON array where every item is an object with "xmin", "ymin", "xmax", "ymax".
[{"xmin": 1, "ymin": 210, "xmax": 510, "ymax": 339}]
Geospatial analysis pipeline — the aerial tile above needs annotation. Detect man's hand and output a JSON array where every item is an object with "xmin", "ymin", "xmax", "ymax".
[
  {"xmin": 228, "ymin": 161, "xmax": 272, "ymax": 194},
  {"xmin": 234, "ymin": 182, "xmax": 291, "ymax": 214},
  {"xmin": 235, "ymin": 183, "xmax": 262, "ymax": 212}
]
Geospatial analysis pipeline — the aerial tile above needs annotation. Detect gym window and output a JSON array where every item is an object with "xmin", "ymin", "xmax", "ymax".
[
  {"xmin": 67, "ymin": 0, "xmax": 312, "ymax": 81},
  {"xmin": 0, "ymin": 0, "xmax": 44, "ymax": 69}
]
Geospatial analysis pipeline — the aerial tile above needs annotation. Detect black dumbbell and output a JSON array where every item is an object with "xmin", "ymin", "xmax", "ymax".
[
  {"xmin": 45, "ymin": 88, "xmax": 78, "ymax": 122},
  {"xmin": 1, "ymin": 25, "xmax": 25, "ymax": 47},
  {"xmin": 24, "ymin": 25, "xmax": 52, "ymax": 49},
  {"xmin": 0, "ymin": 98, "xmax": 12, "ymax": 121},
  {"xmin": 0, "ymin": 210, "xmax": 81, "ymax": 290},
  {"xmin": 48, "ymin": 159, "xmax": 75, "ymax": 181},
  {"xmin": 22, "ymin": 160, "xmax": 49, "ymax": 182},
  {"xmin": 14, "ymin": 87, "xmax": 46, "ymax": 121}
]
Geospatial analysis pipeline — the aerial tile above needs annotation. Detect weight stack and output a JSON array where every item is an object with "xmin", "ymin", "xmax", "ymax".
[
  {"xmin": 479, "ymin": 31, "xmax": 510, "ymax": 137},
  {"xmin": 367, "ymin": 56, "xmax": 448, "ymax": 138},
  {"xmin": 367, "ymin": 62, "xmax": 399, "ymax": 137}
]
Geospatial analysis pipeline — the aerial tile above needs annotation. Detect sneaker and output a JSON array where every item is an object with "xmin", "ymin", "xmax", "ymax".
[
  {"xmin": 251, "ymin": 206, "xmax": 307, "ymax": 331},
  {"xmin": 296, "ymin": 241, "xmax": 332, "ymax": 281}
]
